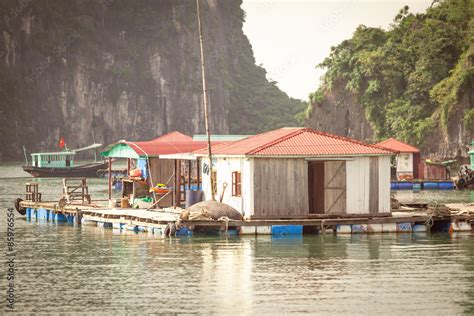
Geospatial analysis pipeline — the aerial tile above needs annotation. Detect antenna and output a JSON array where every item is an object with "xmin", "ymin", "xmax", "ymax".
[{"xmin": 197, "ymin": 0, "xmax": 216, "ymax": 201}]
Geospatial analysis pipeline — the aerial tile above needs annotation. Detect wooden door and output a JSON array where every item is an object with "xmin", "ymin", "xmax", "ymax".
[
  {"xmin": 308, "ymin": 162, "xmax": 325, "ymax": 214},
  {"xmin": 324, "ymin": 161, "xmax": 346, "ymax": 214},
  {"xmin": 369, "ymin": 157, "xmax": 379, "ymax": 214}
]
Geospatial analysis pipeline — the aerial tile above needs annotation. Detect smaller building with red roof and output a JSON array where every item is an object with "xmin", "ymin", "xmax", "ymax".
[
  {"xmin": 191, "ymin": 127, "xmax": 395, "ymax": 219},
  {"xmin": 376, "ymin": 138, "xmax": 420, "ymax": 180},
  {"xmin": 100, "ymin": 131, "xmax": 225, "ymax": 207}
]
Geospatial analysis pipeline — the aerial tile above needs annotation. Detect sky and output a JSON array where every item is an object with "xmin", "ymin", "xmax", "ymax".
[{"xmin": 241, "ymin": 0, "xmax": 433, "ymax": 100}]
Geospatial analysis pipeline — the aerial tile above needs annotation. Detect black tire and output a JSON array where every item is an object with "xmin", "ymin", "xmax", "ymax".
[
  {"xmin": 164, "ymin": 223, "xmax": 171, "ymax": 237},
  {"xmin": 169, "ymin": 223, "xmax": 177, "ymax": 236},
  {"xmin": 14, "ymin": 198, "xmax": 26, "ymax": 215}
]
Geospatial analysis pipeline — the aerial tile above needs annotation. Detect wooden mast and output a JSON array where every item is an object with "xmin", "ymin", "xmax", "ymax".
[{"xmin": 196, "ymin": 0, "xmax": 216, "ymax": 201}]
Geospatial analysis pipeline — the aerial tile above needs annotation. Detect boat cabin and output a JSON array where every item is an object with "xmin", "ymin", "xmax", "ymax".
[
  {"xmin": 31, "ymin": 152, "xmax": 75, "ymax": 168},
  {"xmin": 192, "ymin": 127, "xmax": 395, "ymax": 219}
]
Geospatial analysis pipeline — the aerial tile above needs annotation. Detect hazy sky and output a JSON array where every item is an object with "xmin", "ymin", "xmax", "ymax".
[{"xmin": 241, "ymin": 0, "xmax": 433, "ymax": 100}]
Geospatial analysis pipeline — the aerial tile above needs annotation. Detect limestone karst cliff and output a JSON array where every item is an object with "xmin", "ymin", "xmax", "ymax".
[{"xmin": 0, "ymin": 0, "xmax": 304, "ymax": 160}]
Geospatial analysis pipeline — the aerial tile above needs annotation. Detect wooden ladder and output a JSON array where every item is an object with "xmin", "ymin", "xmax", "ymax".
[{"xmin": 25, "ymin": 183, "xmax": 42, "ymax": 202}]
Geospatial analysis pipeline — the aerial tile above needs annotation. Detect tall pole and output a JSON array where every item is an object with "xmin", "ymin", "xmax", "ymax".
[
  {"xmin": 22, "ymin": 146, "xmax": 28, "ymax": 165},
  {"xmin": 108, "ymin": 157, "xmax": 112, "ymax": 200},
  {"xmin": 197, "ymin": 0, "xmax": 216, "ymax": 201}
]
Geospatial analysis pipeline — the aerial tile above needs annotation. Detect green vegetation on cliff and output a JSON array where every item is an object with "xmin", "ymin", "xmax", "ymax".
[{"xmin": 307, "ymin": 0, "xmax": 473, "ymax": 146}]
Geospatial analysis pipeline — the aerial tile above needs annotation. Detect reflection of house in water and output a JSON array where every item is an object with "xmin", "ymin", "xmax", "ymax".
[{"xmin": 199, "ymin": 240, "xmax": 253, "ymax": 314}]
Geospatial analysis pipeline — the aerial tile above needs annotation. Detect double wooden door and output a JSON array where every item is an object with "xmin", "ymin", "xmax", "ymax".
[{"xmin": 308, "ymin": 161, "xmax": 347, "ymax": 214}]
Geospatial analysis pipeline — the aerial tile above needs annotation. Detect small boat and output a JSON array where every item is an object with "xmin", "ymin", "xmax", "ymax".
[{"xmin": 22, "ymin": 144, "xmax": 108, "ymax": 178}]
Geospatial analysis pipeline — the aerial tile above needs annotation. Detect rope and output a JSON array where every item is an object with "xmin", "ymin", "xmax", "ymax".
[{"xmin": 218, "ymin": 216, "xmax": 230, "ymax": 235}]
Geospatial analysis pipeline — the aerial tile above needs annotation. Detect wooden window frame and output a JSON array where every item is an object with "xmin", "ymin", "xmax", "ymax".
[{"xmin": 232, "ymin": 171, "xmax": 241, "ymax": 197}]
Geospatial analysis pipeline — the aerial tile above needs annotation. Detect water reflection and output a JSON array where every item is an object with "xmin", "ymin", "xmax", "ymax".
[{"xmin": 1, "ymin": 162, "xmax": 474, "ymax": 313}]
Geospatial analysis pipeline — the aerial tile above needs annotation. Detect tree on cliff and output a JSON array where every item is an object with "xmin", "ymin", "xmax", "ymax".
[{"xmin": 304, "ymin": 0, "xmax": 473, "ymax": 153}]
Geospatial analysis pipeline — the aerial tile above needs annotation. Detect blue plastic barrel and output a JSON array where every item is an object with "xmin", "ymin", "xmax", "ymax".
[
  {"xmin": 438, "ymin": 181, "xmax": 454, "ymax": 190},
  {"xmin": 423, "ymin": 182, "xmax": 438, "ymax": 190},
  {"xmin": 398, "ymin": 182, "xmax": 413, "ymax": 190},
  {"xmin": 185, "ymin": 190, "xmax": 203, "ymax": 208}
]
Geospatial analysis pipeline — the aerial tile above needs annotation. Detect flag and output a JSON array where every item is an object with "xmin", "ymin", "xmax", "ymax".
[{"xmin": 58, "ymin": 137, "xmax": 65, "ymax": 149}]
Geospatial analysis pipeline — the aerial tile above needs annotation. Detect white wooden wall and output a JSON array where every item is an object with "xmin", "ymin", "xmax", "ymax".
[
  {"xmin": 202, "ymin": 155, "xmax": 392, "ymax": 217},
  {"xmin": 346, "ymin": 157, "xmax": 370, "ymax": 214},
  {"xmin": 242, "ymin": 159, "xmax": 254, "ymax": 218},
  {"xmin": 201, "ymin": 157, "xmax": 247, "ymax": 215},
  {"xmin": 345, "ymin": 156, "xmax": 391, "ymax": 214},
  {"xmin": 396, "ymin": 153, "xmax": 413, "ymax": 173},
  {"xmin": 378, "ymin": 156, "xmax": 391, "ymax": 213}
]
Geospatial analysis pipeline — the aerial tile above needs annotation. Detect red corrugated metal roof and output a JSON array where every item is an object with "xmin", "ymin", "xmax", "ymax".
[
  {"xmin": 151, "ymin": 131, "xmax": 192, "ymax": 142},
  {"xmin": 376, "ymin": 138, "xmax": 419, "ymax": 153},
  {"xmin": 194, "ymin": 127, "xmax": 394, "ymax": 156},
  {"xmin": 124, "ymin": 132, "xmax": 220, "ymax": 157},
  {"xmin": 126, "ymin": 140, "xmax": 210, "ymax": 157}
]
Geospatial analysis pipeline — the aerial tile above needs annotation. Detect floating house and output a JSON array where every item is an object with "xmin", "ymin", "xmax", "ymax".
[
  {"xmin": 190, "ymin": 127, "xmax": 394, "ymax": 219},
  {"xmin": 100, "ymin": 132, "xmax": 248, "ymax": 208},
  {"xmin": 100, "ymin": 132, "xmax": 211, "ymax": 207},
  {"xmin": 376, "ymin": 138, "xmax": 420, "ymax": 180},
  {"xmin": 418, "ymin": 160, "xmax": 449, "ymax": 180}
]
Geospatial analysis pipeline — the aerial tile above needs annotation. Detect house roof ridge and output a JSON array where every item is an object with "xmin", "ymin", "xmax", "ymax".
[
  {"xmin": 249, "ymin": 127, "xmax": 305, "ymax": 155},
  {"xmin": 253, "ymin": 128, "xmax": 395, "ymax": 154}
]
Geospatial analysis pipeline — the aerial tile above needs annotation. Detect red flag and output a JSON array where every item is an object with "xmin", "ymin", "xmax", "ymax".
[{"xmin": 58, "ymin": 137, "xmax": 65, "ymax": 149}]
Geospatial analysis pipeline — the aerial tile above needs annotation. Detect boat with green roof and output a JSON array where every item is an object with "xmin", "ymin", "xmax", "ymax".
[{"xmin": 22, "ymin": 144, "xmax": 108, "ymax": 178}]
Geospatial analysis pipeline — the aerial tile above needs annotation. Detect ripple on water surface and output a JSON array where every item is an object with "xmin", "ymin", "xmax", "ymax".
[{"xmin": 0, "ymin": 163, "xmax": 474, "ymax": 314}]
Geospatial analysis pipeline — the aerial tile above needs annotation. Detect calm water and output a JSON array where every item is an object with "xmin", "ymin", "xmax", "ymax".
[{"xmin": 1, "ymin": 162, "xmax": 474, "ymax": 314}]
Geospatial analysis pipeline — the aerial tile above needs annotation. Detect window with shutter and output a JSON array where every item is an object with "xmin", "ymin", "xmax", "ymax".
[{"xmin": 232, "ymin": 171, "xmax": 241, "ymax": 197}]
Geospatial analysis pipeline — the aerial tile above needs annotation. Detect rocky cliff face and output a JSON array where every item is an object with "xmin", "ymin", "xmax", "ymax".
[
  {"xmin": 307, "ymin": 82, "xmax": 374, "ymax": 142},
  {"xmin": 0, "ymin": 0, "xmax": 303, "ymax": 160},
  {"xmin": 306, "ymin": 80, "xmax": 473, "ymax": 158}
]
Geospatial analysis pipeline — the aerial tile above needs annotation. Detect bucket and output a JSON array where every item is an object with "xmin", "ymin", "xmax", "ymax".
[
  {"xmin": 121, "ymin": 197, "xmax": 130, "ymax": 208},
  {"xmin": 185, "ymin": 190, "xmax": 203, "ymax": 209}
]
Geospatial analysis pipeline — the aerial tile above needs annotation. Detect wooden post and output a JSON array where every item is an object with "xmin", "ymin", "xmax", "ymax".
[
  {"xmin": 197, "ymin": 0, "xmax": 216, "ymax": 200},
  {"xmin": 127, "ymin": 158, "xmax": 131, "ymax": 175},
  {"xmin": 173, "ymin": 159, "xmax": 177, "ymax": 206},
  {"xmin": 176, "ymin": 160, "xmax": 181, "ymax": 207},
  {"xmin": 188, "ymin": 160, "xmax": 192, "ymax": 190},
  {"xmin": 108, "ymin": 157, "xmax": 112, "ymax": 200},
  {"xmin": 75, "ymin": 207, "xmax": 82, "ymax": 226},
  {"xmin": 197, "ymin": 158, "xmax": 201, "ymax": 190}
]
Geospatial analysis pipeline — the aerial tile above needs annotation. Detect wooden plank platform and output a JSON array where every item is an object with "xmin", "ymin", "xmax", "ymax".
[{"xmin": 18, "ymin": 200, "xmax": 474, "ymax": 235}]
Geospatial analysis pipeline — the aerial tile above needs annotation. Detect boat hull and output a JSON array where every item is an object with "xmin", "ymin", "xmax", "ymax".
[{"xmin": 22, "ymin": 161, "xmax": 108, "ymax": 178}]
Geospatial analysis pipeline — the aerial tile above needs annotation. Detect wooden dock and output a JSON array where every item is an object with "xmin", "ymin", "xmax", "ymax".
[{"xmin": 17, "ymin": 200, "xmax": 474, "ymax": 237}]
